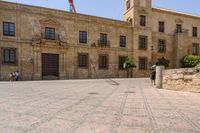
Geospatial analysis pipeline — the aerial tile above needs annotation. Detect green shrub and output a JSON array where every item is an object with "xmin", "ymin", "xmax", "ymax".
[
  {"xmin": 156, "ymin": 57, "xmax": 170, "ymax": 68},
  {"xmin": 180, "ymin": 55, "xmax": 200, "ymax": 68},
  {"xmin": 124, "ymin": 57, "xmax": 136, "ymax": 69}
]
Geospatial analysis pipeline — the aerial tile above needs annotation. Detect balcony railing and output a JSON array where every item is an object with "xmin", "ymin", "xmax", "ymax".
[
  {"xmin": 174, "ymin": 29, "xmax": 188, "ymax": 34},
  {"xmin": 98, "ymin": 40, "xmax": 110, "ymax": 48}
]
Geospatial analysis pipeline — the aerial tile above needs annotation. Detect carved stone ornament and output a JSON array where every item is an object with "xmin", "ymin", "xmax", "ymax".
[{"xmin": 175, "ymin": 18, "xmax": 184, "ymax": 24}]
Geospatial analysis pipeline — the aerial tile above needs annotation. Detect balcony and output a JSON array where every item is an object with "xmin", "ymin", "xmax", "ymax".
[
  {"xmin": 174, "ymin": 29, "xmax": 188, "ymax": 34},
  {"xmin": 97, "ymin": 40, "xmax": 110, "ymax": 48}
]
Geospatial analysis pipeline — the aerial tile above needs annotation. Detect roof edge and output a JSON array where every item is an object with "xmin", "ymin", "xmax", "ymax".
[{"xmin": 152, "ymin": 7, "xmax": 200, "ymax": 19}]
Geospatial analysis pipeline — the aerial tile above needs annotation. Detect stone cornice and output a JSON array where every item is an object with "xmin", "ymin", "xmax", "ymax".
[
  {"xmin": 152, "ymin": 8, "xmax": 200, "ymax": 20},
  {"xmin": 0, "ymin": 1, "xmax": 131, "ymax": 28}
]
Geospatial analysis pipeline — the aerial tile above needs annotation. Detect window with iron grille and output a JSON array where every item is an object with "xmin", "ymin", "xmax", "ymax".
[
  {"xmin": 139, "ymin": 36, "xmax": 148, "ymax": 49},
  {"xmin": 3, "ymin": 22, "xmax": 15, "ymax": 36},
  {"xmin": 100, "ymin": 33, "xmax": 108, "ymax": 45},
  {"xmin": 79, "ymin": 31, "xmax": 87, "ymax": 43},
  {"xmin": 176, "ymin": 24, "xmax": 182, "ymax": 33},
  {"xmin": 140, "ymin": 15, "xmax": 146, "ymax": 26},
  {"xmin": 78, "ymin": 53, "xmax": 88, "ymax": 68},
  {"xmin": 126, "ymin": 0, "xmax": 131, "ymax": 10},
  {"xmin": 99, "ymin": 55, "xmax": 108, "ymax": 69},
  {"xmin": 119, "ymin": 56, "xmax": 127, "ymax": 70},
  {"xmin": 158, "ymin": 40, "xmax": 166, "ymax": 53},
  {"xmin": 192, "ymin": 43, "xmax": 199, "ymax": 55},
  {"xmin": 120, "ymin": 36, "xmax": 126, "ymax": 47},
  {"xmin": 45, "ymin": 27, "xmax": 55, "ymax": 40},
  {"xmin": 3, "ymin": 48, "xmax": 16, "ymax": 64},
  {"xmin": 159, "ymin": 21, "xmax": 165, "ymax": 32},
  {"xmin": 192, "ymin": 27, "xmax": 197, "ymax": 37},
  {"xmin": 139, "ymin": 57, "xmax": 147, "ymax": 70}
]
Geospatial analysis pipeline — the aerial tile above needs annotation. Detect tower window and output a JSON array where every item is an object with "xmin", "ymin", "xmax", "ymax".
[
  {"xmin": 140, "ymin": 15, "xmax": 146, "ymax": 26},
  {"xmin": 139, "ymin": 36, "xmax": 148, "ymax": 49},
  {"xmin": 126, "ymin": 0, "xmax": 131, "ymax": 10}
]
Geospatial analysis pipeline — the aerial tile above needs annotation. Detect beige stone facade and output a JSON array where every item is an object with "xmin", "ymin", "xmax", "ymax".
[{"xmin": 0, "ymin": 0, "xmax": 200, "ymax": 80}]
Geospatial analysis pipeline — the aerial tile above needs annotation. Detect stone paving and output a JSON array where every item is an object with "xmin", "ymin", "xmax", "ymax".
[{"xmin": 0, "ymin": 78, "xmax": 200, "ymax": 133}]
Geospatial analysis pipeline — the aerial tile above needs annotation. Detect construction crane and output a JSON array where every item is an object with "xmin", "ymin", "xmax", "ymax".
[{"xmin": 68, "ymin": 0, "xmax": 76, "ymax": 13}]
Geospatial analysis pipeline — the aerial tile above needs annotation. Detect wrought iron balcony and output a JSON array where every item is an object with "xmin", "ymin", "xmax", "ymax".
[
  {"xmin": 174, "ymin": 29, "xmax": 188, "ymax": 34},
  {"xmin": 97, "ymin": 40, "xmax": 110, "ymax": 48}
]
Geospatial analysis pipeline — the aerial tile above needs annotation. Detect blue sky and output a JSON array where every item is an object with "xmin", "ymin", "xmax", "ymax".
[{"xmin": 2, "ymin": 0, "xmax": 200, "ymax": 20}]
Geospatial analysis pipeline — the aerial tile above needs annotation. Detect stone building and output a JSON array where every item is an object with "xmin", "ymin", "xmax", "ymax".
[{"xmin": 0, "ymin": 0, "xmax": 200, "ymax": 80}]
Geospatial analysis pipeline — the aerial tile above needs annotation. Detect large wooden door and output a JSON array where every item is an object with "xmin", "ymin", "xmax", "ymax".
[{"xmin": 42, "ymin": 53, "xmax": 59, "ymax": 79}]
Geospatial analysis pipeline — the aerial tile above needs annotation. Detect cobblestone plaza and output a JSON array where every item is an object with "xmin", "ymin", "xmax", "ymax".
[{"xmin": 0, "ymin": 78, "xmax": 200, "ymax": 133}]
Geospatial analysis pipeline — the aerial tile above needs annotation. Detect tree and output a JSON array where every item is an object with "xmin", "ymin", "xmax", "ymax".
[
  {"xmin": 156, "ymin": 57, "xmax": 170, "ymax": 68},
  {"xmin": 123, "ymin": 57, "xmax": 136, "ymax": 78},
  {"xmin": 180, "ymin": 55, "xmax": 200, "ymax": 68}
]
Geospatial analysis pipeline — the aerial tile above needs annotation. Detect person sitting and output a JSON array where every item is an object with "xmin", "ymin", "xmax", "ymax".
[{"xmin": 15, "ymin": 71, "xmax": 19, "ymax": 81}]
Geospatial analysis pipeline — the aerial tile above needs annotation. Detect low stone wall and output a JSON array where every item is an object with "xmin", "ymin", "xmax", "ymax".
[{"xmin": 163, "ymin": 67, "xmax": 200, "ymax": 92}]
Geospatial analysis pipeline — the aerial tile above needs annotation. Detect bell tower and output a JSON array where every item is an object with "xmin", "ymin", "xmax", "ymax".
[
  {"xmin": 124, "ymin": 0, "xmax": 152, "ymax": 26},
  {"xmin": 124, "ymin": 0, "xmax": 153, "ymax": 75}
]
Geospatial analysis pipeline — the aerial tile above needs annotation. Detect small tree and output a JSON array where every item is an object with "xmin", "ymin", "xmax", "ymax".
[
  {"xmin": 124, "ymin": 57, "xmax": 136, "ymax": 78},
  {"xmin": 156, "ymin": 57, "xmax": 170, "ymax": 68},
  {"xmin": 180, "ymin": 55, "xmax": 200, "ymax": 68}
]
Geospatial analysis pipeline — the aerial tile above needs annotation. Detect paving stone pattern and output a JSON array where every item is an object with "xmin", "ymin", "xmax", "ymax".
[{"xmin": 0, "ymin": 78, "xmax": 200, "ymax": 133}]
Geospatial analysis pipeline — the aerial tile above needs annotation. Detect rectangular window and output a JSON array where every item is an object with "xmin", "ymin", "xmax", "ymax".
[
  {"xmin": 120, "ymin": 35, "xmax": 126, "ymax": 47},
  {"xmin": 126, "ymin": 0, "xmax": 131, "ymax": 10},
  {"xmin": 99, "ymin": 55, "xmax": 108, "ymax": 69},
  {"xmin": 3, "ymin": 22, "xmax": 15, "ymax": 36},
  {"xmin": 3, "ymin": 48, "xmax": 16, "ymax": 64},
  {"xmin": 140, "ymin": 15, "xmax": 146, "ymax": 26},
  {"xmin": 139, "ymin": 36, "xmax": 148, "ymax": 49},
  {"xmin": 176, "ymin": 24, "xmax": 182, "ymax": 33},
  {"xmin": 159, "ymin": 21, "xmax": 165, "ymax": 32},
  {"xmin": 79, "ymin": 31, "xmax": 87, "ymax": 43},
  {"xmin": 139, "ymin": 57, "xmax": 147, "ymax": 70},
  {"xmin": 45, "ymin": 27, "xmax": 55, "ymax": 40},
  {"xmin": 99, "ymin": 33, "xmax": 108, "ymax": 45},
  {"xmin": 192, "ymin": 27, "xmax": 197, "ymax": 37},
  {"xmin": 78, "ymin": 53, "xmax": 88, "ymax": 68},
  {"xmin": 192, "ymin": 43, "xmax": 199, "ymax": 55},
  {"xmin": 158, "ymin": 40, "xmax": 166, "ymax": 53},
  {"xmin": 119, "ymin": 56, "xmax": 127, "ymax": 70}
]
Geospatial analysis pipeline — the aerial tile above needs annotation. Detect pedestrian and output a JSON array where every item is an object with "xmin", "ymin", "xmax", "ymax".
[
  {"xmin": 15, "ymin": 71, "xmax": 19, "ymax": 81},
  {"xmin": 9, "ymin": 72, "xmax": 15, "ymax": 81},
  {"xmin": 150, "ymin": 69, "xmax": 156, "ymax": 86}
]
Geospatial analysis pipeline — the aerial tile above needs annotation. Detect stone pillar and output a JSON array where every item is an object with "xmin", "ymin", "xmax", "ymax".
[{"xmin": 156, "ymin": 66, "xmax": 164, "ymax": 88}]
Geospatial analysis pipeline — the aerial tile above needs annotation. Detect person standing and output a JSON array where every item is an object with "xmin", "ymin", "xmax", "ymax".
[{"xmin": 150, "ymin": 69, "xmax": 156, "ymax": 86}]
